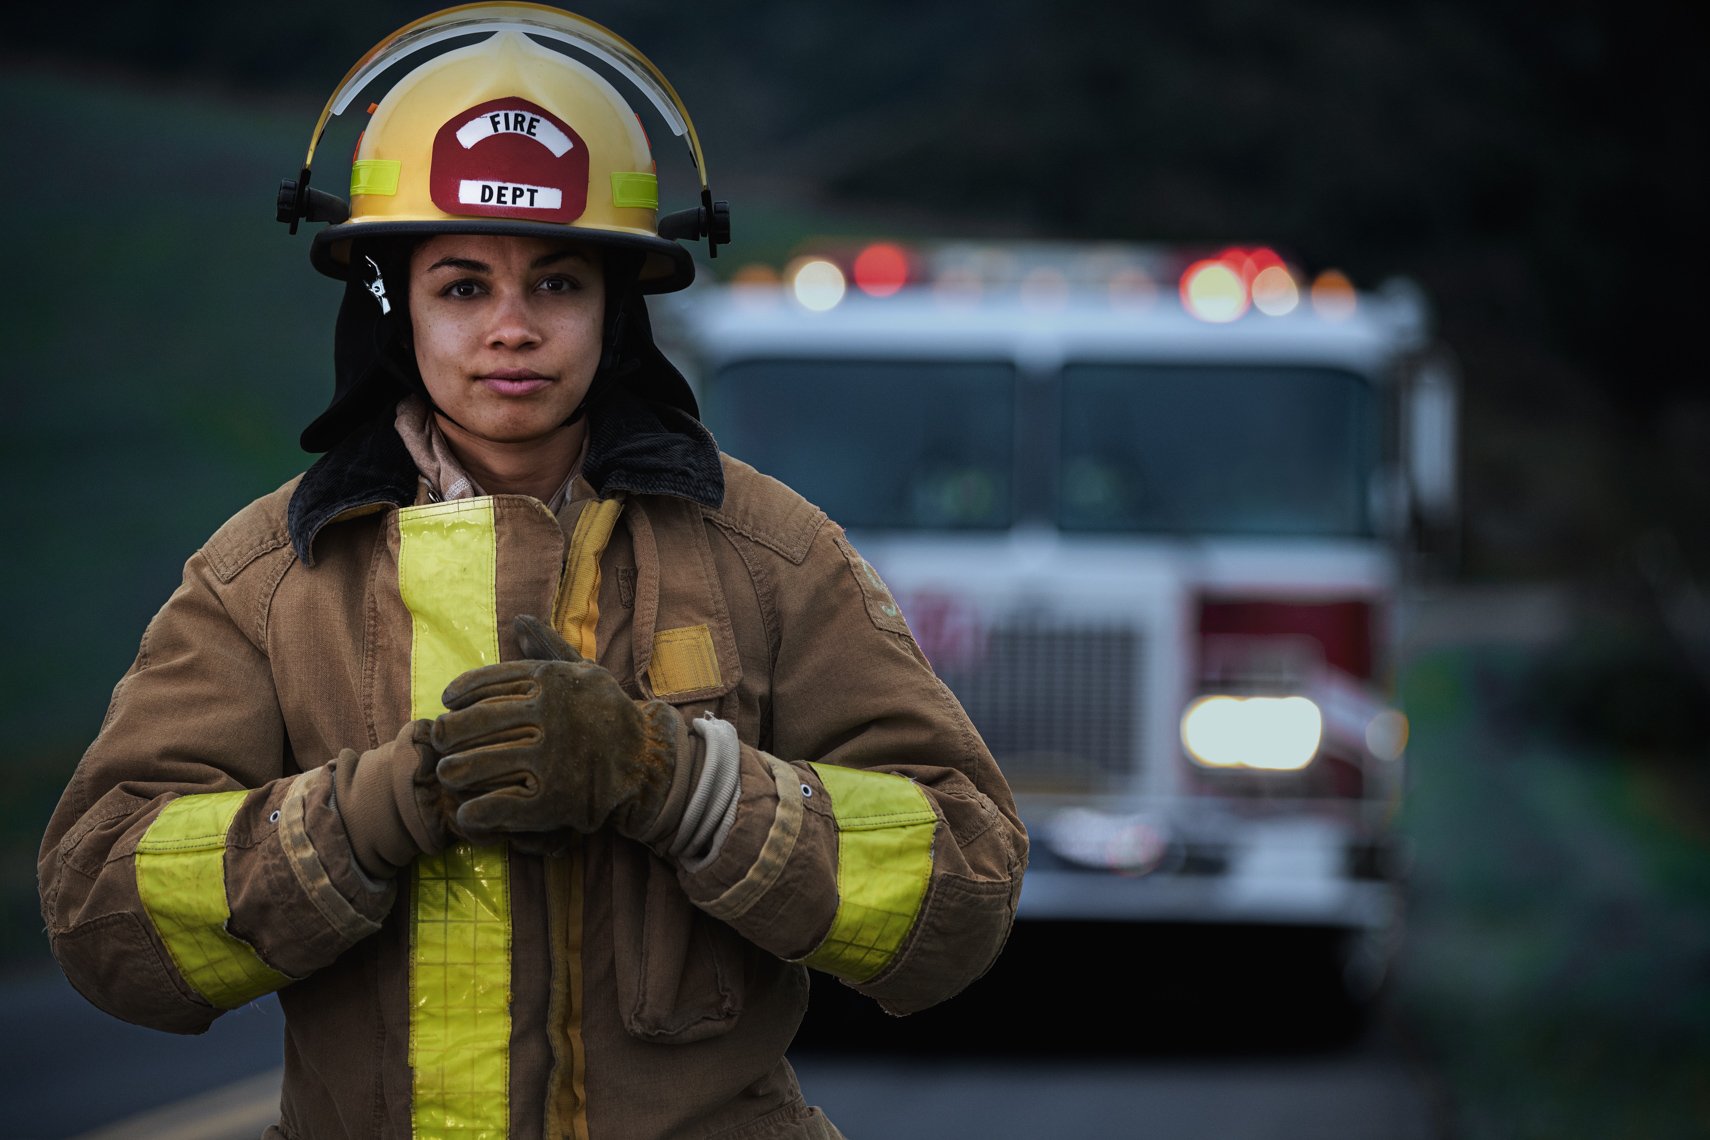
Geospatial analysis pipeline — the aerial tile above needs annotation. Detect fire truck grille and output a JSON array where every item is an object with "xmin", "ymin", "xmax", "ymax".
[{"xmin": 934, "ymin": 622, "xmax": 1140, "ymax": 793}]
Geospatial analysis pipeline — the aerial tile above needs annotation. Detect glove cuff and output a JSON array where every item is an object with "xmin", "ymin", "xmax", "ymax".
[
  {"xmin": 674, "ymin": 715, "xmax": 742, "ymax": 868},
  {"xmin": 333, "ymin": 720, "xmax": 446, "ymax": 881},
  {"xmin": 628, "ymin": 701, "xmax": 695, "ymax": 850}
]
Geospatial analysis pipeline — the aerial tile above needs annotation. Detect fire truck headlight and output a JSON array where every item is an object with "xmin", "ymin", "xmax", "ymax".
[{"xmin": 1181, "ymin": 695, "xmax": 1324, "ymax": 771}]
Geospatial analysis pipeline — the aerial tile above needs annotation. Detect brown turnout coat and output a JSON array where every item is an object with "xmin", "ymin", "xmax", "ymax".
[{"xmin": 38, "ymin": 399, "xmax": 1027, "ymax": 1140}]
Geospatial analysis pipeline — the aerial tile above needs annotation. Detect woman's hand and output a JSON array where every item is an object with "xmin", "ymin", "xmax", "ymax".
[
  {"xmin": 332, "ymin": 719, "xmax": 459, "ymax": 879},
  {"xmin": 429, "ymin": 615, "xmax": 688, "ymax": 850}
]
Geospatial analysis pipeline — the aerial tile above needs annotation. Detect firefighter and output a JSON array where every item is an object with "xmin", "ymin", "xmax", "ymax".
[{"xmin": 36, "ymin": 7, "xmax": 1027, "ymax": 1138}]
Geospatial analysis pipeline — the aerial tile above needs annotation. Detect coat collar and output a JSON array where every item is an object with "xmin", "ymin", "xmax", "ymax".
[{"xmin": 288, "ymin": 383, "xmax": 726, "ymax": 566}]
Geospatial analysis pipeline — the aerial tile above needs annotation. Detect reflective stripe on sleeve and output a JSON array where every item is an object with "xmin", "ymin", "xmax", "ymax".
[
  {"xmin": 799, "ymin": 764, "xmax": 939, "ymax": 983},
  {"xmin": 398, "ymin": 499, "xmax": 511, "ymax": 1140},
  {"xmin": 135, "ymin": 790, "xmax": 291, "ymax": 1008}
]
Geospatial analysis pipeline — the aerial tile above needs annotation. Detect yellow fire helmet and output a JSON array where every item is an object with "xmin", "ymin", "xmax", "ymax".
[{"xmin": 277, "ymin": 2, "xmax": 729, "ymax": 293}]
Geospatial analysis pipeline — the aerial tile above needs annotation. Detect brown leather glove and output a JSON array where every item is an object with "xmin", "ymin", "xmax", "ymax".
[
  {"xmin": 331, "ymin": 719, "xmax": 458, "ymax": 880},
  {"xmin": 429, "ymin": 615, "xmax": 690, "ymax": 850}
]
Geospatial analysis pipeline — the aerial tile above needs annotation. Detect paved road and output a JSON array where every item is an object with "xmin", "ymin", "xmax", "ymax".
[
  {"xmin": 3, "ymin": 923, "xmax": 1450, "ymax": 1140},
  {"xmin": 790, "ymin": 921, "xmax": 1452, "ymax": 1139},
  {"xmin": 2, "ymin": 957, "xmax": 286, "ymax": 1139},
  {"xmin": 794, "ymin": 1036, "xmax": 1445, "ymax": 1140}
]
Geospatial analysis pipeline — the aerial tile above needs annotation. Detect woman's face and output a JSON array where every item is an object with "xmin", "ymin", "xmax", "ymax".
[{"xmin": 408, "ymin": 233, "xmax": 605, "ymax": 448}]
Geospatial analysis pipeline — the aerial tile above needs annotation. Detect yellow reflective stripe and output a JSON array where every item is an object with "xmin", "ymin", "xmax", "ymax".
[
  {"xmin": 410, "ymin": 845, "xmax": 511, "ymax": 1139},
  {"xmin": 351, "ymin": 158, "xmax": 401, "ymax": 197},
  {"xmin": 135, "ymin": 791, "xmax": 290, "ymax": 1008},
  {"xmin": 800, "ymin": 764, "xmax": 938, "ymax": 983},
  {"xmin": 554, "ymin": 498, "xmax": 624, "ymax": 659},
  {"xmin": 610, "ymin": 171, "xmax": 658, "ymax": 209},
  {"xmin": 399, "ymin": 499, "xmax": 510, "ymax": 1140},
  {"xmin": 400, "ymin": 499, "xmax": 501, "ymax": 719}
]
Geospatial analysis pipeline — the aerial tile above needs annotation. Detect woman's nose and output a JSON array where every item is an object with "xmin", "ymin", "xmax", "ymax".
[{"xmin": 486, "ymin": 291, "xmax": 541, "ymax": 348}]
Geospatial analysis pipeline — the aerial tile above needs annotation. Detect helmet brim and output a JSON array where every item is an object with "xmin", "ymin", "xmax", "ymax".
[{"xmin": 309, "ymin": 219, "xmax": 695, "ymax": 294}]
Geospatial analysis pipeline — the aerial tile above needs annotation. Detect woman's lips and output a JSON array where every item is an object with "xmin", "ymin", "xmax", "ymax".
[{"xmin": 479, "ymin": 371, "xmax": 551, "ymax": 396}]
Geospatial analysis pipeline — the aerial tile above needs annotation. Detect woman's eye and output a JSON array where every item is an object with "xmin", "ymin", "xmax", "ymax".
[
  {"xmin": 444, "ymin": 280, "xmax": 484, "ymax": 299},
  {"xmin": 537, "ymin": 275, "xmax": 578, "ymax": 295}
]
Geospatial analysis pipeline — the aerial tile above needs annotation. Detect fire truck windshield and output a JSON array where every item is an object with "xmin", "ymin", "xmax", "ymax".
[
  {"xmin": 704, "ymin": 358, "xmax": 1017, "ymax": 530},
  {"xmin": 1060, "ymin": 362, "xmax": 1381, "ymax": 537},
  {"xmin": 701, "ymin": 358, "xmax": 1380, "ymax": 537}
]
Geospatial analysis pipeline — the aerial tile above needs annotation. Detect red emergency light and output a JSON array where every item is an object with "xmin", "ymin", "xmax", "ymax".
[{"xmin": 852, "ymin": 242, "xmax": 911, "ymax": 297}]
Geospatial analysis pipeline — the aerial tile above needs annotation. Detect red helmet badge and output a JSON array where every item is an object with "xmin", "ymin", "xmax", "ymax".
[{"xmin": 430, "ymin": 98, "xmax": 589, "ymax": 223}]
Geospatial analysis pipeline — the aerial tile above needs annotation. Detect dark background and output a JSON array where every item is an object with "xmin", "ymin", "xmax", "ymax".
[
  {"xmin": 11, "ymin": 0, "xmax": 1706, "ymax": 581},
  {"xmin": 3, "ymin": 3, "xmax": 1707, "ymax": 1136}
]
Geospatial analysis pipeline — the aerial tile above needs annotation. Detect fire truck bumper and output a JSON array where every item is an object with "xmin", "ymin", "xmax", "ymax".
[{"xmin": 1017, "ymin": 811, "xmax": 1404, "ymax": 932}]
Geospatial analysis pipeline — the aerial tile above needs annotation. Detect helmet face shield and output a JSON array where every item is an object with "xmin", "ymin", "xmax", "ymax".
[
  {"xmin": 311, "ymin": 4, "xmax": 705, "ymax": 177},
  {"xmin": 285, "ymin": 3, "xmax": 724, "ymax": 293}
]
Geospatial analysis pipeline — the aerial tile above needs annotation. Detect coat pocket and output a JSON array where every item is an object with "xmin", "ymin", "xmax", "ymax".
[{"xmin": 610, "ymin": 839, "xmax": 745, "ymax": 1043}]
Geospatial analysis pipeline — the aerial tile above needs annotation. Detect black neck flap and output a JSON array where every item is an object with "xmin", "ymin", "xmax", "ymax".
[{"xmin": 286, "ymin": 355, "xmax": 724, "ymax": 565}]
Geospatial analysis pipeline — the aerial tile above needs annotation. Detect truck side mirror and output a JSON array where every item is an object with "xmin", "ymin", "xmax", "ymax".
[{"xmin": 1405, "ymin": 355, "xmax": 1459, "ymax": 528}]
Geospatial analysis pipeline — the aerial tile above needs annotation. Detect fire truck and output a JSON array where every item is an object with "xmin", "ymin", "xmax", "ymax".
[{"xmin": 654, "ymin": 239, "xmax": 1459, "ymax": 1027}]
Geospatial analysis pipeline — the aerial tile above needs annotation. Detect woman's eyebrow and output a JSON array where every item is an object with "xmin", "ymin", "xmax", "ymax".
[
  {"xmin": 425, "ymin": 256, "xmax": 490, "ymax": 273},
  {"xmin": 532, "ymin": 250, "xmax": 591, "ymax": 269},
  {"xmin": 424, "ymin": 253, "xmax": 588, "ymax": 272}
]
